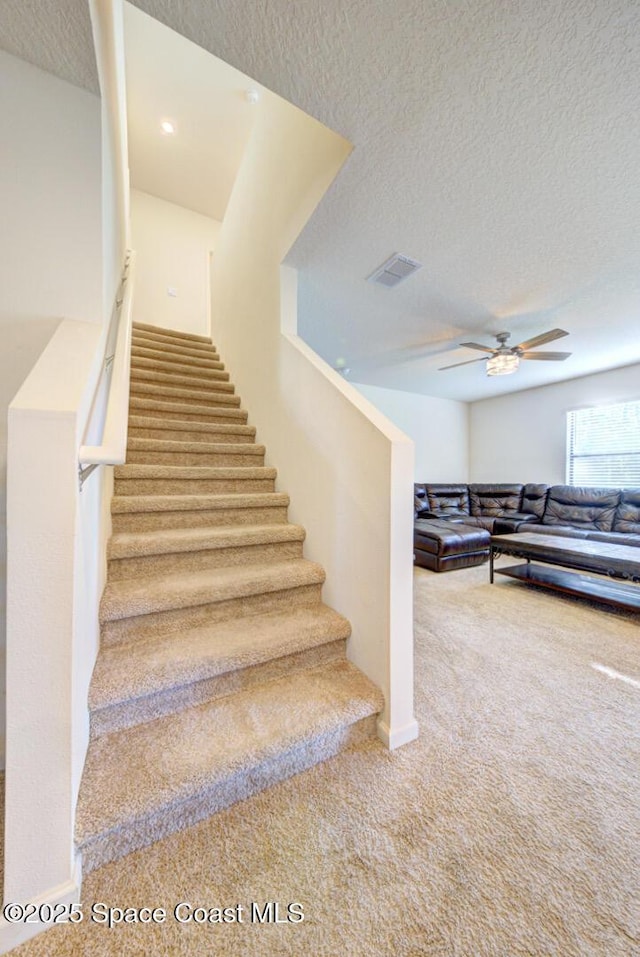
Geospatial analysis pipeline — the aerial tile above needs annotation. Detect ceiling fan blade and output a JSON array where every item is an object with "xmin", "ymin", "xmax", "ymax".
[
  {"xmin": 515, "ymin": 328, "xmax": 568, "ymax": 351},
  {"xmin": 439, "ymin": 357, "xmax": 488, "ymax": 371},
  {"xmin": 520, "ymin": 351, "xmax": 572, "ymax": 361},
  {"xmin": 459, "ymin": 341, "xmax": 497, "ymax": 353}
]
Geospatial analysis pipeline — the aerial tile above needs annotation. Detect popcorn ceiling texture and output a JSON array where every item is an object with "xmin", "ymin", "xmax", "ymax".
[
  {"xmin": 13, "ymin": 563, "xmax": 640, "ymax": 956},
  {"xmin": 4, "ymin": 2, "xmax": 640, "ymax": 398},
  {"xmin": 0, "ymin": 0, "xmax": 99, "ymax": 93},
  {"xmin": 75, "ymin": 322, "xmax": 382, "ymax": 873},
  {"xmin": 127, "ymin": 0, "xmax": 640, "ymax": 403}
]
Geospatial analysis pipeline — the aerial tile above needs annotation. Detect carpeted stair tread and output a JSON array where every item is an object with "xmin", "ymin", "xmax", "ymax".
[
  {"xmin": 131, "ymin": 346, "xmax": 223, "ymax": 369},
  {"xmin": 128, "ymin": 415, "xmax": 253, "ymax": 433},
  {"xmin": 127, "ymin": 437, "xmax": 263, "ymax": 455},
  {"xmin": 131, "ymin": 345, "xmax": 225, "ymax": 371},
  {"xmin": 89, "ymin": 605, "xmax": 351, "ymax": 715},
  {"xmin": 131, "ymin": 357, "xmax": 226, "ymax": 380},
  {"xmin": 129, "ymin": 396, "xmax": 248, "ymax": 422},
  {"xmin": 114, "ymin": 464, "xmax": 275, "ymax": 481},
  {"xmin": 76, "ymin": 659, "xmax": 383, "ymax": 849},
  {"xmin": 131, "ymin": 382, "xmax": 240, "ymax": 410},
  {"xmin": 131, "ymin": 336, "xmax": 221, "ymax": 361},
  {"xmin": 112, "ymin": 491, "xmax": 289, "ymax": 515},
  {"xmin": 130, "ymin": 366, "xmax": 230, "ymax": 389},
  {"xmin": 133, "ymin": 321, "xmax": 211, "ymax": 343},
  {"xmin": 108, "ymin": 522, "xmax": 304, "ymax": 560},
  {"xmin": 131, "ymin": 347, "xmax": 222, "ymax": 366},
  {"xmin": 131, "ymin": 329, "xmax": 220, "ymax": 359},
  {"xmin": 113, "ymin": 464, "xmax": 276, "ymax": 495},
  {"xmin": 100, "ymin": 559, "xmax": 326, "ymax": 622},
  {"xmin": 131, "ymin": 346, "xmax": 229, "ymax": 372},
  {"xmin": 129, "ymin": 381, "xmax": 241, "ymax": 405},
  {"xmin": 128, "ymin": 415, "xmax": 256, "ymax": 439},
  {"xmin": 124, "ymin": 451, "xmax": 265, "ymax": 469}
]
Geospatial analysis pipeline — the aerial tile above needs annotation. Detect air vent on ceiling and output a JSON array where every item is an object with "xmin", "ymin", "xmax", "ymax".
[{"xmin": 367, "ymin": 253, "xmax": 423, "ymax": 288}]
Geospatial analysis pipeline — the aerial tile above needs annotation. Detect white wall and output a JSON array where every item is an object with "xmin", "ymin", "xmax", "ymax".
[
  {"xmin": 0, "ymin": 50, "xmax": 102, "ymax": 323},
  {"xmin": 210, "ymin": 92, "xmax": 417, "ymax": 749},
  {"xmin": 470, "ymin": 362, "xmax": 640, "ymax": 483},
  {"xmin": 130, "ymin": 189, "xmax": 221, "ymax": 337},
  {"xmin": 0, "ymin": 50, "xmax": 102, "ymax": 772},
  {"xmin": 5, "ymin": 320, "xmax": 106, "ymax": 951},
  {"xmin": 355, "ymin": 383, "xmax": 469, "ymax": 481}
]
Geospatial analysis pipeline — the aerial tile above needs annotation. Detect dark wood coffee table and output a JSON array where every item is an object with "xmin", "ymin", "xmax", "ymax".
[{"xmin": 490, "ymin": 533, "xmax": 640, "ymax": 611}]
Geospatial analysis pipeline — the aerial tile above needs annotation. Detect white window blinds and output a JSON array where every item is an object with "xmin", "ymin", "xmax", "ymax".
[{"xmin": 566, "ymin": 400, "xmax": 640, "ymax": 487}]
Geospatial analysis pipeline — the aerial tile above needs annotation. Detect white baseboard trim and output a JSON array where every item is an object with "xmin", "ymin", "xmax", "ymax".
[
  {"xmin": 0, "ymin": 854, "xmax": 82, "ymax": 955},
  {"xmin": 377, "ymin": 716, "xmax": 419, "ymax": 750}
]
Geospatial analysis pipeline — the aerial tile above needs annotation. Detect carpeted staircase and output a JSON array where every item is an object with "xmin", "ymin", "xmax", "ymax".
[{"xmin": 76, "ymin": 321, "xmax": 383, "ymax": 871}]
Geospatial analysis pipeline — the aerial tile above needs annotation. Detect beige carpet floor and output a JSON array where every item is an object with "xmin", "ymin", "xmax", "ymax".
[{"xmin": 11, "ymin": 563, "xmax": 640, "ymax": 956}]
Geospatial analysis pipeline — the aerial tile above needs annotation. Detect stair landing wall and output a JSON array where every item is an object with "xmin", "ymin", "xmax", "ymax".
[{"xmin": 208, "ymin": 93, "xmax": 418, "ymax": 749}]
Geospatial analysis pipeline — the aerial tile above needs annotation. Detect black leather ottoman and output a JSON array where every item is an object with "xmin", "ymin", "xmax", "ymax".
[{"xmin": 414, "ymin": 519, "xmax": 491, "ymax": 572}]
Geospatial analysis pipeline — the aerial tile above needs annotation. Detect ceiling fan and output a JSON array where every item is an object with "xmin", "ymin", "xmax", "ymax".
[{"xmin": 439, "ymin": 328, "xmax": 571, "ymax": 376}]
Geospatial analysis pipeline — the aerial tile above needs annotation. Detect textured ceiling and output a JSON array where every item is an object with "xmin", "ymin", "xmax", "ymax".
[
  {"xmin": 0, "ymin": 0, "xmax": 98, "ymax": 94},
  {"xmin": 6, "ymin": 0, "xmax": 640, "ymax": 402},
  {"xmin": 127, "ymin": 0, "xmax": 640, "ymax": 401}
]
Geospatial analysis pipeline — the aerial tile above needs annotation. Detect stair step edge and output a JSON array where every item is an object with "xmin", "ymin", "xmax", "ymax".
[
  {"xmin": 131, "ymin": 347, "xmax": 224, "ymax": 366},
  {"xmin": 132, "ymin": 322, "xmax": 211, "ymax": 343},
  {"xmin": 128, "ymin": 398, "xmax": 246, "ymax": 417},
  {"xmin": 127, "ymin": 439, "xmax": 264, "ymax": 453},
  {"xmin": 130, "ymin": 368, "xmax": 229, "ymax": 384},
  {"xmin": 76, "ymin": 660, "xmax": 383, "ymax": 845},
  {"xmin": 114, "ymin": 465, "xmax": 275, "ymax": 479},
  {"xmin": 89, "ymin": 605, "xmax": 352, "ymax": 711},
  {"xmin": 128, "ymin": 417, "xmax": 255, "ymax": 435},
  {"xmin": 130, "ymin": 343, "xmax": 220, "ymax": 358},
  {"xmin": 108, "ymin": 523, "xmax": 305, "ymax": 559},
  {"xmin": 129, "ymin": 415, "xmax": 256, "ymax": 436},
  {"xmin": 111, "ymin": 492, "xmax": 289, "ymax": 514},
  {"xmin": 100, "ymin": 559, "xmax": 326, "ymax": 622}
]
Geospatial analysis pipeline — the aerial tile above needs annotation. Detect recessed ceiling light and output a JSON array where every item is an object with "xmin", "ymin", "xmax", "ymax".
[{"xmin": 160, "ymin": 120, "xmax": 176, "ymax": 135}]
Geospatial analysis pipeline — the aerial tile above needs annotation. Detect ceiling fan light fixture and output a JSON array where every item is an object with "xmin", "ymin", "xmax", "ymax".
[{"xmin": 486, "ymin": 353, "xmax": 520, "ymax": 376}]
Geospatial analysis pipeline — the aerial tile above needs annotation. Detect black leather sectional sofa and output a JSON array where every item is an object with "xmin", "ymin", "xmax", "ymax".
[{"xmin": 414, "ymin": 483, "xmax": 640, "ymax": 571}]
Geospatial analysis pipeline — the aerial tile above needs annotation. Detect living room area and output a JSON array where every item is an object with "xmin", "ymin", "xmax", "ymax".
[{"xmin": 353, "ymin": 355, "xmax": 640, "ymax": 954}]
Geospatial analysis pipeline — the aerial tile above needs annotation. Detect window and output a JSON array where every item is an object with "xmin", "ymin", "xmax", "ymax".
[{"xmin": 566, "ymin": 399, "xmax": 640, "ymax": 487}]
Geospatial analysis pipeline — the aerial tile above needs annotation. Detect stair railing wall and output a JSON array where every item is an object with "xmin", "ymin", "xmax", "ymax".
[
  {"xmin": 4, "ymin": 249, "xmax": 134, "ymax": 948},
  {"xmin": 208, "ymin": 92, "xmax": 418, "ymax": 751},
  {"xmin": 5, "ymin": 316, "xmax": 111, "ymax": 949}
]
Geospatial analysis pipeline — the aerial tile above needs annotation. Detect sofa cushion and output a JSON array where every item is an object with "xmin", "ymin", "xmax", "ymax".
[
  {"xmin": 425, "ymin": 484, "xmax": 470, "ymax": 515},
  {"xmin": 469, "ymin": 484, "xmax": 523, "ymax": 516},
  {"xmin": 613, "ymin": 488, "xmax": 640, "ymax": 534},
  {"xmin": 542, "ymin": 485, "xmax": 620, "ymax": 531},
  {"xmin": 521, "ymin": 483, "xmax": 549, "ymax": 518}
]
